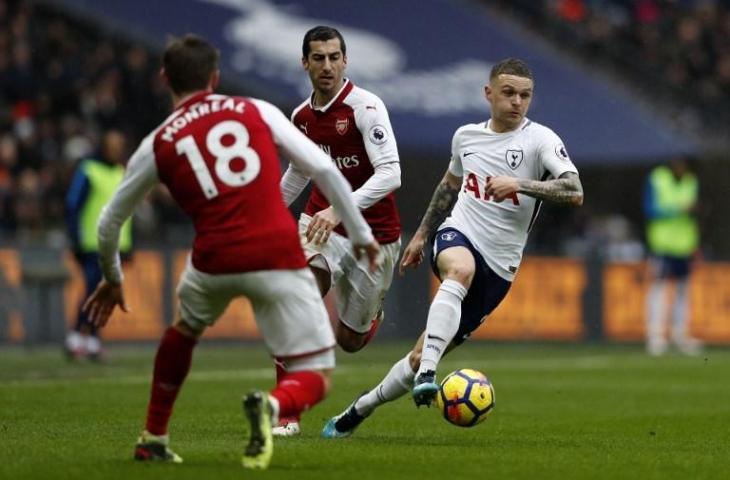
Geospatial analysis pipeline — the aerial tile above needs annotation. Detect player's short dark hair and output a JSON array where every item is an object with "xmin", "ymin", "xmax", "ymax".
[
  {"xmin": 490, "ymin": 58, "xmax": 533, "ymax": 81},
  {"xmin": 302, "ymin": 26, "xmax": 346, "ymax": 58},
  {"xmin": 163, "ymin": 34, "xmax": 219, "ymax": 95}
]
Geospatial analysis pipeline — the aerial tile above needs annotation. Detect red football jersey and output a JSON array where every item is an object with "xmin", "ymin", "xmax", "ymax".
[
  {"xmin": 152, "ymin": 92, "xmax": 306, "ymax": 274},
  {"xmin": 292, "ymin": 80, "xmax": 401, "ymax": 244}
]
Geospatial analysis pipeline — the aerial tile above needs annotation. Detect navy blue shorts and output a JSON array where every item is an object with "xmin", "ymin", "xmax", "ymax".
[
  {"xmin": 652, "ymin": 255, "xmax": 691, "ymax": 279},
  {"xmin": 430, "ymin": 228, "xmax": 512, "ymax": 345}
]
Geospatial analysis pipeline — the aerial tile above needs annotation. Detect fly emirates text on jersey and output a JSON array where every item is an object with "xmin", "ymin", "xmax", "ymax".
[{"xmin": 318, "ymin": 143, "xmax": 360, "ymax": 169}]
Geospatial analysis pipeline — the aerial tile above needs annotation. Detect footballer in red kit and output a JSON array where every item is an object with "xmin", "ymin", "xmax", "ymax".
[
  {"xmin": 275, "ymin": 26, "xmax": 402, "ymax": 436},
  {"xmin": 152, "ymin": 92, "xmax": 306, "ymax": 274},
  {"xmin": 291, "ymin": 79, "xmax": 401, "ymax": 245},
  {"xmin": 81, "ymin": 34, "xmax": 379, "ymax": 469}
]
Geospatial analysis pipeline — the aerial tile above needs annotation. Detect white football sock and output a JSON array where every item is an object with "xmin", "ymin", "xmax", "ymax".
[
  {"xmin": 86, "ymin": 335, "xmax": 102, "ymax": 355},
  {"xmin": 354, "ymin": 353, "xmax": 415, "ymax": 416},
  {"xmin": 671, "ymin": 278, "xmax": 690, "ymax": 342},
  {"xmin": 65, "ymin": 331, "xmax": 84, "ymax": 352},
  {"xmin": 646, "ymin": 280, "xmax": 667, "ymax": 348},
  {"xmin": 417, "ymin": 279, "xmax": 467, "ymax": 377}
]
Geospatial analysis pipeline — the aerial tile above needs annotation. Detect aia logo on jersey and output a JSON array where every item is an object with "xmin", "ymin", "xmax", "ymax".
[
  {"xmin": 506, "ymin": 149, "xmax": 524, "ymax": 170},
  {"xmin": 335, "ymin": 118, "xmax": 349, "ymax": 135}
]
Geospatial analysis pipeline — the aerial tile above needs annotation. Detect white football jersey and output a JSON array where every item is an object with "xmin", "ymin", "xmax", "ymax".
[{"xmin": 441, "ymin": 118, "xmax": 578, "ymax": 281}]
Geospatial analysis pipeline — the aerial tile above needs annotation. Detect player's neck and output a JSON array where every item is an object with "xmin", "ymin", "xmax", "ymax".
[
  {"xmin": 312, "ymin": 80, "xmax": 345, "ymax": 108},
  {"xmin": 172, "ymin": 89, "xmax": 211, "ymax": 109},
  {"xmin": 488, "ymin": 118, "xmax": 521, "ymax": 134}
]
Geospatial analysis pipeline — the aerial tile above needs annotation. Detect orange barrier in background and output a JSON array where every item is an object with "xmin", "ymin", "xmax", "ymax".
[
  {"xmin": 431, "ymin": 257, "xmax": 586, "ymax": 341},
  {"xmin": 0, "ymin": 249, "xmax": 24, "ymax": 341},
  {"xmin": 603, "ymin": 262, "xmax": 730, "ymax": 342},
  {"xmin": 63, "ymin": 251, "xmax": 166, "ymax": 341},
  {"xmin": 2, "ymin": 249, "xmax": 730, "ymax": 343}
]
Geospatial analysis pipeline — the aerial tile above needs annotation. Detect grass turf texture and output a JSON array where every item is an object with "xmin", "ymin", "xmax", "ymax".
[{"xmin": 1, "ymin": 342, "xmax": 728, "ymax": 480}]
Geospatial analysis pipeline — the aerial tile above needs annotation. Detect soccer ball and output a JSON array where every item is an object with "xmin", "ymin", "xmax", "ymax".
[{"xmin": 436, "ymin": 369, "xmax": 495, "ymax": 427}]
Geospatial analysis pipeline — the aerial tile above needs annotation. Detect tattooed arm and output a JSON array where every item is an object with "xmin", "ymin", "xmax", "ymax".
[
  {"xmin": 486, "ymin": 172, "xmax": 584, "ymax": 206},
  {"xmin": 399, "ymin": 170, "xmax": 462, "ymax": 273}
]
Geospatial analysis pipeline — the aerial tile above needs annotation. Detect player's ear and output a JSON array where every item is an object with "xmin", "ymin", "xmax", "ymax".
[
  {"xmin": 484, "ymin": 85, "xmax": 492, "ymax": 103},
  {"xmin": 342, "ymin": 54, "xmax": 347, "ymax": 68},
  {"xmin": 302, "ymin": 56, "xmax": 309, "ymax": 70},
  {"xmin": 209, "ymin": 70, "xmax": 220, "ymax": 91}
]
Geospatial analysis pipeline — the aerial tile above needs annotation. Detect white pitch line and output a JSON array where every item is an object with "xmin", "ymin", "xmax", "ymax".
[{"xmin": 0, "ymin": 366, "xmax": 361, "ymax": 389}]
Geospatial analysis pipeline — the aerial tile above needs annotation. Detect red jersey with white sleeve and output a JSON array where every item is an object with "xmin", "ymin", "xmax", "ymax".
[
  {"xmin": 289, "ymin": 79, "xmax": 401, "ymax": 244},
  {"xmin": 96, "ymin": 92, "xmax": 373, "ymax": 284}
]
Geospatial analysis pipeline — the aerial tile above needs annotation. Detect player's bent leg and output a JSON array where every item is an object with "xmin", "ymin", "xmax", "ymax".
[
  {"xmin": 333, "ymin": 307, "xmax": 385, "ymax": 352},
  {"xmin": 135, "ymin": 319, "xmax": 203, "ymax": 463},
  {"xmin": 269, "ymin": 349, "xmax": 333, "ymax": 438},
  {"xmin": 270, "ymin": 262, "xmax": 331, "ymax": 434},
  {"xmin": 414, "ymin": 282, "xmax": 469, "ymax": 406},
  {"xmin": 333, "ymin": 320, "xmax": 372, "ymax": 353}
]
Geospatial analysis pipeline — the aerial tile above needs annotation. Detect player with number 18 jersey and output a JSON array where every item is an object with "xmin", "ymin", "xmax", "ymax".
[{"xmin": 86, "ymin": 33, "xmax": 379, "ymax": 470}]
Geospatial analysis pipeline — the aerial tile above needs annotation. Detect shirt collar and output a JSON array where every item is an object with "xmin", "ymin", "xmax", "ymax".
[{"xmin": 309, "ymin": 78, "xmax": 352, "ymax": 113}]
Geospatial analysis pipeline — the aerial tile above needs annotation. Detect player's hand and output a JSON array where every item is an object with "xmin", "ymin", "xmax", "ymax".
[
  {"xmin": 485, "ymin": 176, "xmax": 520, "ymax": 202},
  {"xmin": 399, "ymin": 233, "xmax": 426, "ymax": 275},
  {"xmin": 306, "ymin": 207, "xmax": 341, "ymax": 245},
  {"xmin": 82, "ymin": 279, "xmax": 129, "ymax": 328},
  {"xmin": 353, "ymin": 241, "xmax": 381, "ymax": 272}
]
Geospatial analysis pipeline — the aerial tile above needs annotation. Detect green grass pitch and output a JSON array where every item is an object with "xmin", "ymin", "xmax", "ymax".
[{"xmin": 1, "ymin": 342, "xmax": 729, "ymax": 479}]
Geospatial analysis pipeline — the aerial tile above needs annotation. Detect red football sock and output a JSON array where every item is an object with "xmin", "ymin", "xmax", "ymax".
[
  {"xmin": 270, "ymin": 370, "xmax": 326, "ymax": 420},
  {"xmin": 273, "ymin": 358, "xmax": 300, "ymax": 423},
  {"xmin": 145, "ymin": 326, "xmax": 197, "ymax": 435}
]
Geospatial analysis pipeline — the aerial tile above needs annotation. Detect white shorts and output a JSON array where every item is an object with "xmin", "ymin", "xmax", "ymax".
[
  {"xmin": 177, "ymin": 257, "xmax": 335, "ymax": 368},
  {"xmin": 298, "ymin": 213, "xmax": 401, "ymax": 334}
]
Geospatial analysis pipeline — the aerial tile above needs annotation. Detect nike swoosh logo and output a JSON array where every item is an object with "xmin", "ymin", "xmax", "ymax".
[
  {"xmin": 463, "ymin": 152, "xmax": 477, "ymax": 157},
  {"xmin": 426, "ymin": 334, "xmax": 446, "ymax": 341}
]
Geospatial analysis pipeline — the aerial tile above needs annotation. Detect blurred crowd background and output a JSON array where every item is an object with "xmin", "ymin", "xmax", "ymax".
[
  {"xmin": 0, "ymin": 0, "xmax": 729, "ymax": 256},
  {"xmin": 499, "ymin": 0, "xmax": 730, "ymax": 143},
  {"xmin": 0, "ymin": 0, "xmax": 175, "ymax": 242}
]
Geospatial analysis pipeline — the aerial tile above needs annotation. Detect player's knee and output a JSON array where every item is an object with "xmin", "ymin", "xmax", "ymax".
[
  {"xmin": 441, "ymin": 265, "xmax": 475, "ymax": 287},
  {"xmin": 336, "ymin": 329, "xmax": 366, "ymax": 353},
  {"xmin": 173, "ymin": 319, "xmax": 204, "ymax": 339}
]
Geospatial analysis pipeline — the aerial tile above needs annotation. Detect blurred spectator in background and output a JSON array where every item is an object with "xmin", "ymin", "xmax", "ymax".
[
  {"xmin": 64, "ymin": 128, "xmax": 132, "ymax": 360},
  {"xmin": 0, "ymin": 0, "xmax": 170, "ymax": 242},
  {"xmin": 643, "ymin": 155, "xmax": 701, "ymax": 356},
  {"xmin": 495, "ymin": 0, "xmax": 730, "ymax": 138}
]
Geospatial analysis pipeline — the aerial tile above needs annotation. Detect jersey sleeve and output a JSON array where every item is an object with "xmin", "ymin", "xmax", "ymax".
[
  {"xmin": 447, "ymin": 127, "xmax": 464, "ymax": 177},
  {"xmin": 252, "ymin": 98, "xmax": 374, "ymax": 246},
  {"xmin": 536, "ymin": 127, "xmax": 578, "ymax": 179},
  {"xmin": 353, "ymin": 96, "xmax": 399, "ymax": 168},
  {"xmin": 97, "ymin": 133, "xmax": 158, "ymax": 284}
]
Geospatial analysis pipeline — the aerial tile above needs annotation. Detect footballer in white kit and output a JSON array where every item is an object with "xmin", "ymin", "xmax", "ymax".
[
  {"xmin": 321, "ymin": 58, "xmax": 584, "ymax": 438},
  {"xmin": 442, "ymin": 117, "xmax": 578, "ymax": 284}
]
